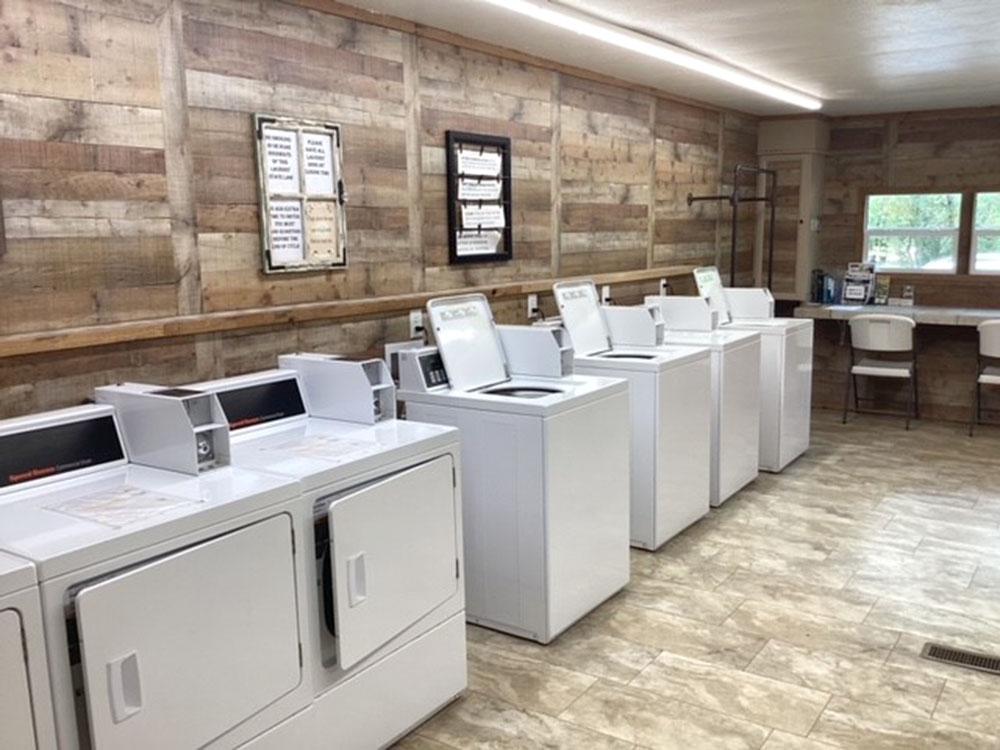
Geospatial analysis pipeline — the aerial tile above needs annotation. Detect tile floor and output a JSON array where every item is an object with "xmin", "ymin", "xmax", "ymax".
[{"xmin": 396, "ymin": 411, "xmax": 1000, "ymax": 749}]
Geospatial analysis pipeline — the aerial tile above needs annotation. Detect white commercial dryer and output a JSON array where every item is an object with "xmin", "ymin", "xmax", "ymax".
[
  {"xmin": 396, "ymin": 293, "xmax": 631, "ymax": 644},
  {"xmin": 687, "ymin": 266, "xmax": 813, "ymax": 472},
  {"xmin": 0, "ymin": 551, "xmax": 57, "ymax": 750},
  {"xmin": 550, "ymin": 280, "xmax": 712, "ymax": 551},
  {"xmin": 186, "ymin": 358, "xmax": 466, "ymax": 750},
  {"xmin": 0, "ymin": 398, "xmax": 311, "ymax": 750},
  {"xmin": 635, "ymin": 296, "xmax": 761, "ymax": 506}
]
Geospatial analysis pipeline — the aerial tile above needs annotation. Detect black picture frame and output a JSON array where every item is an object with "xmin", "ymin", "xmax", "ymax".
[{"xmin": 446, "ymin": 130, "xmax": 513, "ymax": 265}]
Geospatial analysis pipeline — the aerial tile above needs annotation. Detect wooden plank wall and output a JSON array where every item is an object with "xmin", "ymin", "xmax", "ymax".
[
  {"xmin": 805, "ymin": 107, "xmax": 1000, "ymax": 423},
  {"xmin": 0, "ymin": 0, "xmax": 754, "ymax": 418},
  {"xmin": 820, "ymin": 106, "xmax": 1000, "ymax": 305}
]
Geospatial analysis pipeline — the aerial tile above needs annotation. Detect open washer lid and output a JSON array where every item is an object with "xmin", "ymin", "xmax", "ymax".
[
  {"xmin": 553, "ymin": 280, "xmax": 612, "ymax": 356},
  {"xmin": 693, "ymin": 266, "xmax": 732, "ymax": 325},
  {"xmin": 427, "ymin": 294, "xmax": 509, "ymax": 392}
]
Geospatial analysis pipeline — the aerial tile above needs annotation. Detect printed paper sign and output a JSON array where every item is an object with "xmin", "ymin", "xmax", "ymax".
[
  {"xmin": 456, "ymin": 230, "xmax": 503, "ymax": 256},
  {"xmin": 46, "ymin": 485, "xmax": 196, "ymax": 528},
  {"xmin": 306, "ymin": 201, "xmax": 343, "ymax": 262},
  {"xmin": 458, "ymin": 178, "xmax": 502, "ymax": 201},
  {"xmin": 268, "ymin": 200, "xmax": 305, "ymax": 264},
  {"xmin": 302, "ymin": 131, "xmax": 336, "ymax": 196},
  {"xmin": 461, "ymin": 203, "xmax": 505, "ymax": 230},
  {"xmin": 457, "ymin": 148, "xmax": 502, "ymax": 177},
  {"xmin": 263, "ymin": 127, "xmax": 300, "ymax": 194}
]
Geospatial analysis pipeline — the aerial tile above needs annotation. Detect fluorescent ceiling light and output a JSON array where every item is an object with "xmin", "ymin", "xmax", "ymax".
[{"xmin": 478, "ymin": 0, "xmax": 823, "ymax": 111}]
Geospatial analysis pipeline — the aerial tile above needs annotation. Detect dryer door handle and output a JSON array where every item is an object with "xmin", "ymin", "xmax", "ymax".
[
  {"xmin": 346, "ymin": 552, "xmax": 368, "ymax": 607},
  {"xmin": 107, "ymin": 651, "xmax": 143, "ymax": 724}
]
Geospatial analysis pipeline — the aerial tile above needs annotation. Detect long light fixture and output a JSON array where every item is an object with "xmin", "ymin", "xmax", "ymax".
[{"xmin": 479, "ymin": 0, "xmax": 822, "ymax": 111}]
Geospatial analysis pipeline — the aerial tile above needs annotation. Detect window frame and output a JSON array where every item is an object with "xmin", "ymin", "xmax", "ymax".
[
  {"xmin": 971, "ymin": 191, "xmax": 1000, "ymax": 276},
  {"xmin": 861, "ymin": 192, "xmax": 963, "ymax": 274}
]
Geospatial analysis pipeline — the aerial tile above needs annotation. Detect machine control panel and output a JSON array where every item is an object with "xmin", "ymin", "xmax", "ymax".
[
  {"xmin": 216, "ymin": 378, "xmax": 307, "ymax": 430},
  {"xmin": 419, "ymin": 352, "xmax": 449, "ymax": 388},
  {"xmin": 0, "ymin": 414, "xmax": 125, "ymax": 489}
]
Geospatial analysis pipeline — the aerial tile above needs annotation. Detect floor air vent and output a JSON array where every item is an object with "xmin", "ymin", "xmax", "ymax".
[{"xmin": 922, "ymin": 642, "xmax": 1000, "ymax": 676}]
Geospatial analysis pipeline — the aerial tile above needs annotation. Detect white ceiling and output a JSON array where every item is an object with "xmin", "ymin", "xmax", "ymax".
[{"xmin": 356, "ymin": 0, "xmax": 1000, "ymax": 116}]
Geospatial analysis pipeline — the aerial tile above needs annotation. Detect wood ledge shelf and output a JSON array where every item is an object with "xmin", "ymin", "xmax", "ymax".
[{"xmin": 0, "ymin": 266, "xmax": 695, "ymax": 360}]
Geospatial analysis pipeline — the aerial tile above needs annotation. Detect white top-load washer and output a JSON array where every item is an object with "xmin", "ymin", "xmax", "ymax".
[
  {"xmin": 683, "ymin": 265, "xmax": 814, "ymax": 472},
  {"xmin": 185, "ymin": 358, "xmax": 466, "ymax": 750},
  {"xmin": 396, "ymin": 293, "xmax": 631, "ymax": 644},
  {"xmin": 629, "ymin": 296, "xmax": 761, "ymax": 506},
  {"xmin": 551, "ymin": 280, "xmax": 712, "ymax": 551},
  {"xmin": 0, "ymin": 398, "xmax": 310, "ymax": 750},
  {"xmin": 0, "ymin": 550, "xmax": 57, "ymax": 750}
]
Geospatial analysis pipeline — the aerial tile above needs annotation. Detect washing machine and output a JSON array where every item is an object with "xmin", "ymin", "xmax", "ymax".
[
  {"xmin": 0, "ymin": 398, "xmax": 311, "ymax": 750},
  {"xmin": 185, "ymin": 357, "xmax": 466, "ymax": 750},
  {"xmin": 0, "ymin": 551, "xmax": 57, "ymax": 750},
  {"xmin": 396, "ymin": 293, "xmax": 631, "ymax": 644},
  {"xmin": 548, "ymin": 280, "xmax": 712, "ymax": 550},
  {"xmin": 688, "ymin": 265, "xmax": 813, "ymax": 471},
  {"xmin": 634, "ymin": 295, "xmax": 761, "ymax": 506}
]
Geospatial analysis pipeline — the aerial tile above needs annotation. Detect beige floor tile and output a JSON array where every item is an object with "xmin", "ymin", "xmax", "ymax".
[
  {"xmin": 716, "ymin": 569, "xmax": 876, "ymax": 623},
  {"xmin": 629, "ymin": 651, "xmax": 830, "ymax": 736},
  {"xmin": 629, "ymin": 547, "xmax": 735, "ymax": 591},
  {"xmin": 809, "ymin": 696, "xmax": 998, "ymax": 749},
  {"xmin": 886, "ymin": 516, "xmax": 1000, "ymax": 548},
  {"xmin": 934, "ymin": 679, "xmax": 1000, "ymax": 736},
  {"xmin": 599, "ymin": 602, "xmax": 767, "ymax": 669},
  {"xmin": 746, "ymin": 639, "xmax": 944, "ymax": 717},
  {"xmin": 396, "ymin": 413, "xmax": 1000, "ymax": 749},
  {"xmin": 416, "ymin": 691, "xmax": 635, "ymax": 750},
  {"xmin": 761, "ymin": 731, "xmax": 839, "ymax": 749},
  {"xmin": 885, "ymin": 633, "xmax": 1000, "ymax": 690},
  {"xmin": 467, "ymin": 621, "xmax": 660, "ymax": 685},
  {"xmin": 706, "ymin": 546, "xmax": 855, "ymax": 589},
  {"xmin": 848, "ymin": 573, "xmax": 1000, "ymax": 626},
  {"xmin": 828, "ymin": 543, "xmax": 976, "ymax": 588},
  {"xmin": 467, "ymin": 640, "xmax": 597, "ymax": 716},
  {"xmin": 559, "ymin": 680, "xmax": 772, "ymax": 750},
  {"xmin": 618, "ymin": 574, "xmax": 744, "ymax": 625},
  {"xmin": 864, "ymin": 598, "xmax": 1000, "ymax": 654},
  {"xmin": 877, "ymin": 495, "xmax": 1000, "ymax": 529},
  {"xmin": 724, "ymin": 599, "xmax": 900, "ymax": 661},
  {"xmin": 392, "ymin": 735, "xmax": 457, "ymax": 750}
]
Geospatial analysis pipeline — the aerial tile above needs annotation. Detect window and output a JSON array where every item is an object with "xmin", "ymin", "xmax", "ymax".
[
  {"xmin": 972, "ymin": 192, "xmax": 1000, "ymax": 274},
  {"xmin": 864, "ymin": 193, "xmax": 962, "ymax": 272}
]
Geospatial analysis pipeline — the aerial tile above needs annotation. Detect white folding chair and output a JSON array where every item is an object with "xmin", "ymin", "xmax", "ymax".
[
  {"xmin": 842, "ymin": 314, "xmax": 919, "ymax": 429},
  {"xmin": 969, "ymin": 320, "xmax": 1000, "ymax": 436}
]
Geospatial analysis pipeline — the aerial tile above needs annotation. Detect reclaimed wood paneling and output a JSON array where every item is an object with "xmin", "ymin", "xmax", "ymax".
[
  {"xmin": 820, "ymin": 106, "xmax": 1000, "ymax": 282},
  {"xmin": 653, "ymin": 99, "xmax": 721, "ymax": 269},
  {"xmin": 0, "ymin": 0, "xmax": 176, "ymax": 334},
  {"xmin": 558, "ymin": 75, "xmax": 653, "ymax": 276},
  {"xmin": 0, "ymin": 0, "xmax": 756, "ymax": 416}
]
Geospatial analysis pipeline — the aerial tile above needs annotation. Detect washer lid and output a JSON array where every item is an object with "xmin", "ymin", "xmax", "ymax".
[
  {"xmin": 693, "ymin": 266, "xmax": 732, "ymax": 325},
  {"xmin": 553, "ymin": 280, "xmax": 611, "ymax": 356},
  {"xmin": 427, "ymin": 294, "xmax": 509, "ymax": 392}
]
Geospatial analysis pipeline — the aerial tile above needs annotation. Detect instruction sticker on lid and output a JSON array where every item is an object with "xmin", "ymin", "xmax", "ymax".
[
  {"xmin": 263, "ymin": 435, "xmax": 384, "ymax": 464},
  {"xmin": 46, "ymin": 486, "xmax": 197, "ymax": 528}
]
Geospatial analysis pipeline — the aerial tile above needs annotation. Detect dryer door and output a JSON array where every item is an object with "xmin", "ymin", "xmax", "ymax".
[
  {"xmin": 76, "ymin": 515, "xmax": 301, "ymax": 750},
  {"xmin": 327, "ymin": 456, "xmax": 459, "ymax": 670},
  {"xmin": 0, "ymin": 609, "xmax": 37, "ymax": 749}
]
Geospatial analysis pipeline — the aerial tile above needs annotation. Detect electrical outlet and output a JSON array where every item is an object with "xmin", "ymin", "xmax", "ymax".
[
  {"xmin": 601, "ymin": 285, "xmax": 612, "ymax": 304},
  {"xmin": 659, "ymin": 278, "xmax": 669, "ymax": 296},
  {"xmin": 409, "ymin": 310, "xmax": 425, "ymax": 340},
  {"xmin": 527, "ymin": 293, "xmax": 539, "ymax": 319}
]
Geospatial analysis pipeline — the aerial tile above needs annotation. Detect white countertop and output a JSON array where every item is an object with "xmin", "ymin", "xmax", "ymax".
[{"xmin": 795, "ymin": 304, "xmax": 1000, "ymax": 326}]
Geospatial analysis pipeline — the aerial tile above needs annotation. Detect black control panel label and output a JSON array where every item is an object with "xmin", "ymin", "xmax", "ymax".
[
  {"xmin": 217, "ymin": 379, "xmax": 306, "ymax": 430},
  {"xmin": 0, "ymin": 416, "xmax": 125, "ymax": 488},
  {"xmin": 420, "ymin": 352, "xmax": 449, "ymax": 388}
]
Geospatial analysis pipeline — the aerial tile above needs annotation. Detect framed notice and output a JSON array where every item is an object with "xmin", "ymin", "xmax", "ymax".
[
  {"xmin": 254, "ymin": 114, "xmax": 347, "ymax": 273},
  {"xmin": 446, "ymin": 131, "xmax": 512, "ymax": 265}
]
